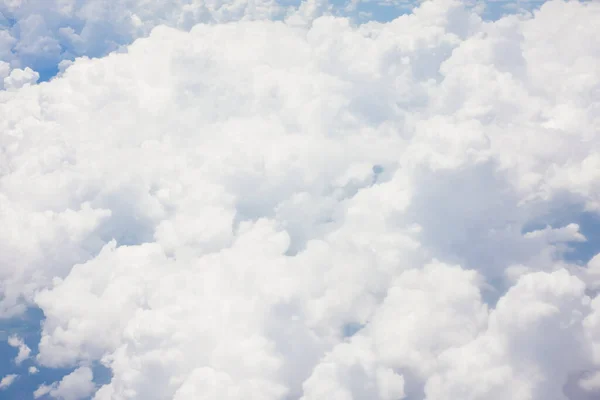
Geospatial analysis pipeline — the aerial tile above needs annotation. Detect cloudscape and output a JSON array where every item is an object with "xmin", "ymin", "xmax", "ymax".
[{"xmin": 1, "ymin": 0, "xmax": 600, "ymax": 399}]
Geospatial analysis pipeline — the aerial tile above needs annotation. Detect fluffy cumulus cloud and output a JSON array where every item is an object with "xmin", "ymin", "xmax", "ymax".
[
  {"xmin": 1, "ymin": 0, "xmax": 600, "ymax": 399},
  {"xmin": 0, "ymin": 0, "xmax": 287, "ymax": 78},
  {"xmin": 33, "ymin": 366, "xmax": 95, "ymax": 400}
]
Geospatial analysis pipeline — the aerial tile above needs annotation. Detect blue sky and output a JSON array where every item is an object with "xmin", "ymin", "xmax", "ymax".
[
  {"xmin": 0, "ymin": 309, "xmax": 70, "ymax": 399},
  {"xmin": 0, "ymin": 308, "xmax": 111, "ymax": 399}
]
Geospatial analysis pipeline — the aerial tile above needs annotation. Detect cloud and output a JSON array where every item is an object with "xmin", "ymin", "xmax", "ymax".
[
  {"xmin": 2, "ymin": 66, "xmax": 39, "ymax": 90},
  {"xmin": 0, "ymin": 0, "xmax": 599, "ymax": 399},
  {"xmin": 301, "ymin": 261, "xmax": 487, "ymax": 399},
  {"xmin": 8, "ymin": 334, "xmax": 31, "ymax": 364},
  {"xmin": 33, "ymin": 384, "xmax": 53, "ymax": 399},
  {"xmin": 426, "ymin": 269, "xmax": 593, "ymax": 400},
  {"xmin": 0, "ymin": 0, "xmax": 310, "ymax": 80},
  {"xmin": 0, "ymin": 374, "xmax": 18, "ymax": 390},
  {"xmin": 34, "ymin": 367, "xmax": 95, "ymax": 400}
]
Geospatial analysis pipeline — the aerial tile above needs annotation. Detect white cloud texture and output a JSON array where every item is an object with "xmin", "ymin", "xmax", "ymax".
[
  {"xmin": 0, "ymin": 374, "xmax": 18, "ymax": 390},
  {"xmin": 7, "ymin": 334, "xmax": 31, "ymax": 364},
  {"xmin": 34, "ymin": 367, "xmax": 95, "ymax": 400},
  {"xmin": 0, "ymin": 0, "xmax": 287, "ymax": 76},
  {"xmin": 1, "ymin": 0, "xmax": 600, "ymax": 399}
]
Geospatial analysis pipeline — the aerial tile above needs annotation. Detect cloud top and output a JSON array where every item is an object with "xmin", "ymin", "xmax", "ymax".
[{"xmin": 0, "ymin": 0, "xmax": 599, "ymax": 399}]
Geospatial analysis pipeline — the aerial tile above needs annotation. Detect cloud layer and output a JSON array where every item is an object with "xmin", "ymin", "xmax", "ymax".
[
  {"xmin": 1, "ymin": 0, "xmax": 600, "ymax": 399},
  {"xmin": 0, "ymin": 0, "xmax": 288, "ymax": 79}
]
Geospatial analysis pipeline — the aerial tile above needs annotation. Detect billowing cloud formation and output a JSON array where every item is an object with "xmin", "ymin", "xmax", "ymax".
[
  {"xmin": 1, "ymin": 0, "xmax": 600, "ymax": 399},
  {"xmin": 33, "ymin": 367, "xmax": 95, "ymax": 400},
  {"xmin": 0, "ymin": 63, "xmax": 39, "ymax": 90},
  {"xmin": 0, "ymin": 0, "xmax": 288, "ymax": 76}
]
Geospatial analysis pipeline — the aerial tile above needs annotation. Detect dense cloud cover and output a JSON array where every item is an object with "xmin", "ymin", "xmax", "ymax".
[
  {"xmin": 0, "ymin": 0, "xmax": 289, "ymax": 81},
  {"xmin": 1, "ymin": 0, "xmax": 600, "ymax": 399}
]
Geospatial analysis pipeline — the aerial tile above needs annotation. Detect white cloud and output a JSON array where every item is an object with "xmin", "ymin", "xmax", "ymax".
[
  {"xmin": 0, "ymin": 0, "xmax": 302, "ymax": 80},
  {"xmin": 0, "ymin": 61, "xmax": 10, "ymax": 85},
  {"xmin": 524, "ymin": 223, "xmax": 586, "ymax": 243},
  {"xmin": 425, "ymin": 269, "xmax": 593, "ymax": 400},
  {"xmin": 301, "ymin": 262, "xmax": 487, "ymax": 399},
  {"xmin": 29, "ymin": 366, "xmax": 40, "ymax": 375},
  {"xmin": 8, "ymin": 334, "xmax": 31, "ymax": 364},
  {"xmin": 37, "ymin": 367, "xmax": 95, "ymax": 400},
  {"xmin": 33, "ymin": 383, "xmax": 53, "ymax": 399},
  {"xmin": 0, "ymin": 0, "xmax": 599, "ymax": 400},
  {"xmin": 0, "ymin": 374, "xmax": 18, "ymax": 390},
  {"xmin": 2, "ymin": 66, "xmax": 39, "ymax": 90}
]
